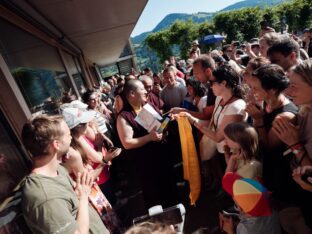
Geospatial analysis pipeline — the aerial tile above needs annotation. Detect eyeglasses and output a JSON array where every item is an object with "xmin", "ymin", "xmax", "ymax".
[
  {"xmin": 209, "ymin": 80, "xmax": 217, "ymax": 86},
  {"xmin": 251, "ymin": 45, "xmax": 260, "ymax": 49}
]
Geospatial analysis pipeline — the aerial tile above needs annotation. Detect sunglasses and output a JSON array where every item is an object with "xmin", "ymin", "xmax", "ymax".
[{"xmin": 209, "ymin": 80, "xmax": 218, "ymax": 86}]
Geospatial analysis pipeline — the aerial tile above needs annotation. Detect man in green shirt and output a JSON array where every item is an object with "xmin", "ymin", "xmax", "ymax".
[{"xmin": 21, "ymin": 115, "xmax": 109, "ymax": 234}]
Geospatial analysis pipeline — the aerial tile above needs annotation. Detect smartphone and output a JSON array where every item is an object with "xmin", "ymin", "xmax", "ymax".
[
  {"xmin": 157, "ymin": 117, "xmax": 170, "ymax": 133},
  {"xmin": 133, "ymin": 206, "xmax": 182, "ymax": 226}
]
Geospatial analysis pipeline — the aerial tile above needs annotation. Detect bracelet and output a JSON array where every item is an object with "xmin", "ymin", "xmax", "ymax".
[
  {"xmin": 102, "ymin": 157, "xmax": 108, "ymax": 164},
  {"xmin": 283, "ymin": 145, "xmax": 305, "ymax": 157},
  {"xmin": 289, "ymin": 143, "xmax": 304, "ymax": 156},
  {"xmin": 288, "ymin": 142, "xmax": 303, "ymax": 149}
]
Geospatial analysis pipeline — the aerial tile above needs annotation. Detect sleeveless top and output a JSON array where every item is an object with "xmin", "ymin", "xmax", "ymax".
[
  {"xmin": 261, "ymin": 102, "xmax": 302, "ymax": 205},
  {"xmin": 118, "ymin": 101, "xmax": 165, "ymax": 168}
]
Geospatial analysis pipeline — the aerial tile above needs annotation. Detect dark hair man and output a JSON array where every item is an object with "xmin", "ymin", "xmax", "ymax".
[
  {"xmin": 171, "ymin": 55, "xmax": 216, "ymax": 120},
  {"xmin": 267, "ymin": 37, "xmax": 301, "ymax": 71}
]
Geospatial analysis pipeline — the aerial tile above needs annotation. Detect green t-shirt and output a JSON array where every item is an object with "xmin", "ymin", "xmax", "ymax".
[{"xmin": 22, "ymin": 166, "xmax": 108, "ymax": 234}]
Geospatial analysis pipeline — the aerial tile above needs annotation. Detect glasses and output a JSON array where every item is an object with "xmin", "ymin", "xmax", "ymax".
[
  {"xmin": 209, "ymin": 80, "xmax": 217, "ymax": 86},
  {"xmin": 226, "ymin": 50, "xmax": 232, "ymax": 53},
  {"xmin": 251, "ymin": 45, "xmax": 260, "ymax": 49}
]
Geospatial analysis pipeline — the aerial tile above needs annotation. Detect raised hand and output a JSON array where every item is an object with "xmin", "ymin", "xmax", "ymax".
[
  {"xmin": 272, "ymin": 116, "xmax": 299, "ymax": 146},
  {"xmin": 75, "ymin": 171, "xmax": 93, "ymax": 200},
  {"xmin": 103, "ymin": 147, "xmax": 122, "ymax": 162},
  {"xmin": 292, "ymin": 166, "xmax": 312, "ymax": 192},
  {"xmin": 246, "ymin": 103, "xmax": 264, "ymax": 121}
]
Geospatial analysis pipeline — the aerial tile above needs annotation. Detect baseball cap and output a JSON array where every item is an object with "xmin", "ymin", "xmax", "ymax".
[
  {"xmin": 222, "ymin": 172, "xmax": 272, "ymax": 217},
  {"xmin": 62, "ymin": 107, "xmax": 96, "ymax": 129}
]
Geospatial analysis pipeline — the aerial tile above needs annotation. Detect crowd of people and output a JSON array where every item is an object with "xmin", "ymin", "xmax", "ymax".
[{"xmin": 16, "ymin": 25, "xmax": 312, "ymax": 234}]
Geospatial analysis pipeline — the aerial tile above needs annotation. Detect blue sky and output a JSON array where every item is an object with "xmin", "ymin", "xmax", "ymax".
[{"xmin": 131, "ymin": 0, "xmax": 241, "ymax": 36}]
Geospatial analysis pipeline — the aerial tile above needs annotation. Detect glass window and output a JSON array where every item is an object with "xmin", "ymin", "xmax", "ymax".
[
  {"xmin": 0, "ymin": 19, "xmax": 73, "ymax": 114},
  {"xmin": 100, "ymin": 64, "xmax": 119, "ymax": 78},
  {"xmin": 62, "ymin": 52, "xmax": 86, "ymax": 94},
  {"xmin": 0, "ymin": 109, "xmax": 30, "ymax": 202}
]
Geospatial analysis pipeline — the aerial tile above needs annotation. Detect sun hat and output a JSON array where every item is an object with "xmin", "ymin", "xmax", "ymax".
[
  {"xmin": 222, "ymin": 172, "xmax": 272, "ymax": 217},
  {"xmin": 192, "ymin": 40, "xmax": 200, "ymax": 46},
  {"xmin": 59, "ymin": 100, "xmax": 88, "ymax": 111},
  {"xmin": 62, "ymin": 107, "xmax": 96, "ymax": 129},
  {"xmin": 250, "ymin": 38, "xmax": 260, "ymax": 47}
]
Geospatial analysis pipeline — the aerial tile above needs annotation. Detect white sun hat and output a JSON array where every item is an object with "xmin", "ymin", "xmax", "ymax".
[
  {"xmin": 59, "ymin": 100, "xmax": 88, "ymax": 111},
  {"xmin": 62, "ymin": 107, "xmax": 96, "ymax": 129}
]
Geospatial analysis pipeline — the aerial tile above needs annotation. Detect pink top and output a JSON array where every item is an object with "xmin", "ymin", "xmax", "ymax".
[{"xmin": 83, "ymin": 136, "xmax": 110, "ymax": 184}]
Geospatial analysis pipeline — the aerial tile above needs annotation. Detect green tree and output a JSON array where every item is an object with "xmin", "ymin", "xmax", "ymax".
[
  {"xmin": 145, "ymin": 29, "xmax": 172, "ymax": 62},
  {"xmin": 214, "ymin": 7, "xmax": 262, "ymax": 43},
  {"xmin": 143, "ymin": 0, "xmax": 312, "ymax": 68},
  {"xmin": 168, "ymin": 20, "xmax": 200, "ymax": 59}
]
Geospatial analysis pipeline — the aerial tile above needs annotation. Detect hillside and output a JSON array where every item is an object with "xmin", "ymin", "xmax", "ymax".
[
  {"xmin": 131, "ymin": 0, "xmax": 287, "ymax": 44},
  {"xmin": 221, "ymin": 0, "xmax": 286, "ymax": 11},
  {"xmin": 132, "ymin": 12, "xmax": 213, "ymax": 44}
]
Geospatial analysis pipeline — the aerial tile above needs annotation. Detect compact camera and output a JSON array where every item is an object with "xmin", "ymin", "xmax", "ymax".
[{"xmin": 133, "ymin": 204, "xmax": 186, "ymax": 233}]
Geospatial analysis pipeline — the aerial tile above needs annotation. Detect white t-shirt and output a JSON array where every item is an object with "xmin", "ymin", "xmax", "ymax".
[
  {"xmin": 196, "ymin": 96, "xmax": 207, "ymax": 113},
  {"xmin": 212, "ymin": 96, "xmax": 247, "ymax": 153}
]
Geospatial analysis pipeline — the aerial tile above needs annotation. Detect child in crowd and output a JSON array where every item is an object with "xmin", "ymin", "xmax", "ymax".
[
  {"xmin": 219, "ymin": 122, "xmax": 281, "ymax": 234},
  {"xmin": 223, "ymin": 122, "xmax": 262, "ymax": 180}
]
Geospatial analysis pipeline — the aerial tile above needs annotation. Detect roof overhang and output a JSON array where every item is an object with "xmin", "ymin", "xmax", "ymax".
[{"xmin": 9, "ymin": 0, "xmax": 147, "ymax": 66}]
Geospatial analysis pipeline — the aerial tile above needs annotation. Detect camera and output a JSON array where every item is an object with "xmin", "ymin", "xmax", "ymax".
[{"xmin": 133, "ymin": 204, "xmax": 185, "ymax": 233}]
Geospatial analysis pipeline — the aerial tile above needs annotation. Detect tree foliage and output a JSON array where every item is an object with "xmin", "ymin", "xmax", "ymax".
[
  {"xmin": 145, "ymin": 29, "xmax": 172, "ymax": 62},
  {"xmin": 144, "ymin": 0, "xmax": 312, "ymax": 64}
]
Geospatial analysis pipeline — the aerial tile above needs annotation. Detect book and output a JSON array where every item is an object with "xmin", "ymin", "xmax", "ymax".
[{"xmin": 135, "ymin": 103, "xmax": 162, "ymax": 132}]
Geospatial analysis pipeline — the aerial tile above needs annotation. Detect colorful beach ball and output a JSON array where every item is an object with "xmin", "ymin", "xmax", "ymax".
[{"xmin": 222, "ymin": 172, "xmax": 272, "ymax": 217}]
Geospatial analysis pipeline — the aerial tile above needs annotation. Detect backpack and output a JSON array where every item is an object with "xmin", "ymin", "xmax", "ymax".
[{"xmin": 0, "ymin": 178, "xmax": 32, "ymax": 234}]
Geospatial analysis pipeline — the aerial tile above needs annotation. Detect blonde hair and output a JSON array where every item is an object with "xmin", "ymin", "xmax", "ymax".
[
  {"xmin": 292, "ymin": 58, "xmax": 312, "ymax": 86},
  {"xmin": 125, "ymin": 222, "xmax": 176, "ymax": 234}
]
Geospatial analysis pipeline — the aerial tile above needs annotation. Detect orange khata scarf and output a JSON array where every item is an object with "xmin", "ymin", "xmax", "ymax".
[{"xmin": 177, "ymin": 116, "xmax": 201, "ymax": 205}]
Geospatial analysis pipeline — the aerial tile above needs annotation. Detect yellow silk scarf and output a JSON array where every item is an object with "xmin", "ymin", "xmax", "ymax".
[{"xmin": 177, "ymin": 116, "xmax": 201, "ymax": 205}]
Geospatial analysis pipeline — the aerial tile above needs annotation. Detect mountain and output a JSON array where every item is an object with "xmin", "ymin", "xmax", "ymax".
[
  {"xmin": 153, "ymin": 12, "xmax": 214, "ymax": 32},
  {"xmin": 132, "ymin": 12, "xmax": 213, "ymax": 44},
  {"xmin": 220, "ymin": 0, "xmax": 285, "ymax": 11},
  {"xmin": 131, "ymin": 0, "xmax": 287, "ymax": 44}
]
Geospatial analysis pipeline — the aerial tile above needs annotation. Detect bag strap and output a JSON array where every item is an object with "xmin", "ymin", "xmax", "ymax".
[{"xmin": 0, "ymin": 177, "xmax": 26, "ymax": 212}]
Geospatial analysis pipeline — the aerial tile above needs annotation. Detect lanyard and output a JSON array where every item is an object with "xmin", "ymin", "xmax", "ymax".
[{"xmin": 212, "ymin": 96, "xmax": 235, "ymax": 130}]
